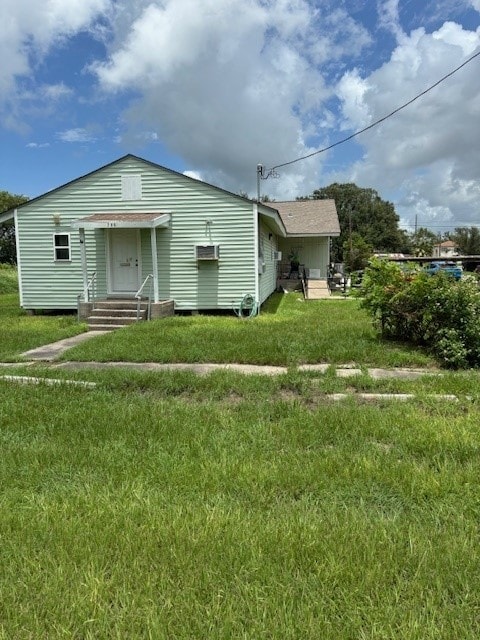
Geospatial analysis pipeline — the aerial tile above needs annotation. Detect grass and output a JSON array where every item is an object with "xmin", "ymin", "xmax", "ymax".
[
  {"xmin": 0, "ymin": 263, "xmax": 18, "ymax": 294},
  {"xmin": 0, "ymin": 293, "xmax": 85, "ymax": 361},
  {"xmin": 1, "ymin": 281, "xmax": 479, "ymax": 637},
  {"xmin": 63, "ymin": 293, "xmax": 435, "ymax": 368},
  {"xmin": 0, "ymin": 264, "xmax": 87, "ymax": 360},
  {"xmin": 0, "ymin": 270, "xmax": 434, "ymax": 366},
  {"xmin": 0, "ymin": 370, "xmax": 479, "ymax": 638}
]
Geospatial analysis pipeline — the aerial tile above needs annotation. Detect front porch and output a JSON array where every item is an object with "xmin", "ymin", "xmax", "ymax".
[{"xmin": 72, "ymin": 211, "xmax": 171, "ymax": 309}]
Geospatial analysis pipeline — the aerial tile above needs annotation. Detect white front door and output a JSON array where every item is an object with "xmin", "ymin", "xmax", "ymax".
[{"xmin": 108, "ymin": 229, "xmax": 141, "ymax": 294}]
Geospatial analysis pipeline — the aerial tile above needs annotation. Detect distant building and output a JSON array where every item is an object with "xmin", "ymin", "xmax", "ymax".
[{"xmin": 432, "ymin": 240, "xmax": 459, "ymax": 258}]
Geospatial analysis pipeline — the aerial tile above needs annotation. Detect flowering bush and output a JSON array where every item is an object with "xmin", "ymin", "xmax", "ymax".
[{"xmin": 360, "ymin": 258, "xmax": 480, "ymax": 368}]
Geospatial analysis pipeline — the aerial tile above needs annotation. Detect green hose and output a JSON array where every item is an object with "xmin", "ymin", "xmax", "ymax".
[{"xmin": 235, "ymin": 293, "xmax": 259, "ymax": 318}]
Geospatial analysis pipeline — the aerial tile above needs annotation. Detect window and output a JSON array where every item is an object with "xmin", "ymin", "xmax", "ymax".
[{"xmin": 53, "ymin": 233, "xmax": 71, "ymax": 261}]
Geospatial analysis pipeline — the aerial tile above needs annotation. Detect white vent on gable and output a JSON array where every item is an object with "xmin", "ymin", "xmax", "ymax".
[
  {"xmin": 121, "ymin": 175, "xmax": 142, "ymax": 201},
  {"xmin": 195, "ymin": 244, "xmax": 219, "ymax": 260}
]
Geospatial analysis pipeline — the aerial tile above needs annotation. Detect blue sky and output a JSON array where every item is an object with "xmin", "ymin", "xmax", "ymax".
[{"xmin": 1, "ymin": 0, "xmax": 479, "ymax": 231}]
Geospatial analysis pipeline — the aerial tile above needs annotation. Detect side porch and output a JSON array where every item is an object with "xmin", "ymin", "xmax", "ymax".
[{"xmin": 276, "ymin": 236, "xmax": 331, "ymax": 299}]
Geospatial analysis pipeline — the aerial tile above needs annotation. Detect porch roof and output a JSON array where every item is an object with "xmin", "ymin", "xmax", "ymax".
[{"xmin": 71, "ymin": 212, "xmax": 171, "ymax": 229}]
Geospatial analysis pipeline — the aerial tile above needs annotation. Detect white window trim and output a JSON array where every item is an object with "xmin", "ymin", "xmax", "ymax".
[{"xmin": 53, "ymin": 232, "xmax": 72, "ymax": 262}]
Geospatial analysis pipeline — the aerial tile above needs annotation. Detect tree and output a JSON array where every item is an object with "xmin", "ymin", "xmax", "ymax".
[
  {"xmin": 452, "ymin": 226, "xmax": 480, "ymax": 255},
  {"xmin": 410, "ymin": 227, "xmax": 437, "ymax": 256},
  {"xmin": 343, "ymin": 232, "xmax": 373, "ymax": 272},
  {"xmin": 304, "ymin": 183, "xmax": 409, "ymax": 263},
  {"xmin": 0, "ymin": 190, "xmax": 28, "ymax": 264}
]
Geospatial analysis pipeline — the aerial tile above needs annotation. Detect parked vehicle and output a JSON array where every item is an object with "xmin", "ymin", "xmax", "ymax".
[{"xmin": 425, "ymin": 261, "xmax": 462, "ymax": 280}]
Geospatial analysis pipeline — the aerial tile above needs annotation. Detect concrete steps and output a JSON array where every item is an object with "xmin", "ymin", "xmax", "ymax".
[
  {"xmin": 306, "ymin": 279, "xmax": 331, "ymax": 300},
  {"xmin": 87, "ymin": 300, "xmax": 147, "ymax": 331}
]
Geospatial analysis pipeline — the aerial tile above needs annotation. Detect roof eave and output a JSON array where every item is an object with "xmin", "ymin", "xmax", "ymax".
[
  {"xmin": 0, "ymin": 209, "xmax": 15, "ymax": 224},
  {"xmin": 71, "ymin": 213, "xmax": 171, "ymax": 230},
  {"xmin": 286, "ymin": 231, "xmax": 340, "ymax": 237},
  {"xmin": 258, "ymin": 205, "xmax": 287, "ymax": 237}
]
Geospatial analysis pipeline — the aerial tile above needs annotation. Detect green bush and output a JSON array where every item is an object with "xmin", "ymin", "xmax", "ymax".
[{"xmin": 360, "ymin": 258, "xmax": 480, "ymax": 368}]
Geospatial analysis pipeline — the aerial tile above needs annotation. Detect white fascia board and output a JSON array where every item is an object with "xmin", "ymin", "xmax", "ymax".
[
  {"xmin": 71, "ymin": 213, "xmax": 171, "ymax": 230},
  {"xmin": 286, "ymin": 232, "xmax": 340, "ymax": 237},
  {"xmin": 0, "ymin": 209, "xmax": 15, "ymax": 224},
  {"xmin": 258, "ymin": 206, "xmax": 286, "ymax": 237}
]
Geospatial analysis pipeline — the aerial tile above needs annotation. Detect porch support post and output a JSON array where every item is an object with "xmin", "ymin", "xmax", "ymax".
[
  {"xmin": 150, "ymin": 227, "xmax": 160, "ymax": 302},
  {"xmin": 79, "ymin": 227, "xmax": 89, "ymax": 300}
]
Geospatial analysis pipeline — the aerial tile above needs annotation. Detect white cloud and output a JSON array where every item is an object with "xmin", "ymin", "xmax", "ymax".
[
  {"xmin": 91, "ymin": 0, "xmax": 371, "ymax": 198},
  {"xmin": 183, "ymin": 170, "xmax": 203, "ymax": 181},
  {"xmin": 334, "ymin": 20, "xmax": 480, "ymax": 227},
  {"xmin": 57, "ymin": 128, "xmax": 96, "ymax": 143},
  {"xmin": 26, "ymin": 142, "xmax": 50, "ymax": 148},
  {"xmin": 0, "ymin": 0, "xmax": 110, "ymax": 126},
  {"xmin": 40, "ymin": 83, "xmax": 73, "ymax": 101},
  {"xmin": 5, "ymin": 0, "xmax": 478, "ymax": 233},
  {"xmin": 377, "ymin": 0, "xmax": 404, "ymax": 41}
]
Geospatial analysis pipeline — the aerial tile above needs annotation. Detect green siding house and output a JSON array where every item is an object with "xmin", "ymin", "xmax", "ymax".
[{"xmin": 1, "ymin": 155, "xmax": 339, "ymax": 317}]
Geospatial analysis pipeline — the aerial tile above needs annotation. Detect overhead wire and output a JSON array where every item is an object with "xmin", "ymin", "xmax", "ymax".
[{"xmin": 268, "ymin": 49, "xmax": 480, "ymax": 172}]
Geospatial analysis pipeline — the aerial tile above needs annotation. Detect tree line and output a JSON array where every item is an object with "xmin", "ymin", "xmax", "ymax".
[{"xmin": 0, "ymin": 191, "xmax": 28, "ymax": 264}]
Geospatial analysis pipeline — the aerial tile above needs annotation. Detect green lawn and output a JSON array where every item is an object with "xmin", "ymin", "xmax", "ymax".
[
  {"xmin": 1, "ymin": 280, "xmax": 479, "ymax": 637},
  {"xmin": 0, "ymin": 293, "xmax": 85, "ymax": 361},
  {"xmin": 0, "ymin": 265, "xmax": 433, "ymax": 366},
  {"xmin": 0, "ymin": 371, "xmax": 479, "ymax": 639},
  {"xmin": 63, "ymin": 293, "xmax": 435, "ymax": 368}
]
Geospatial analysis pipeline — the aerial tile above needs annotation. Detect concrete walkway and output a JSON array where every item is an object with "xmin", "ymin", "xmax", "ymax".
[
  {"xmin": 52, "ymin": 361, "xmax": 442, "ymax": 380},
  {"xmin": 20, "ymin": 331, "xmax": 108, "ymax": 361},
  {"xmin": 10, "ymin": 333, "xmax": 443, "ymax": 381}
]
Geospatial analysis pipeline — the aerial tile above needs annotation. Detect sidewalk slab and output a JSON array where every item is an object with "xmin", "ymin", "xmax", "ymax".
[
  {"xmin": 298, "ymin": 364, "xmax": 330, "ymax": 373},
  {"xmin": 20, "ymin": 331, "xmax": 107, "ymax": 361},
  {"xmin": 54, "ymin": 361, "xmax": 288, "ymax": 376},
  {"xmin": 336, "ymin": 368, "xmax": 362, "ymax": 378},
  {"xmin": 368, "ymin": 367, "xmax": 441, "ymax": 380},
  {"xmin": 328, "ymin": 393, "xmax": 458, "ymax": 402}
]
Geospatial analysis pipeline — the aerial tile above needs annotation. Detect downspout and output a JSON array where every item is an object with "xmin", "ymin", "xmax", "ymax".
[
  {"xmin": 253, "ymin": 202, "xmax": 260, "ymax": 310},
  {"xmin": 14, "ymin": 209, "xmax": 23, "ymax": 307}
]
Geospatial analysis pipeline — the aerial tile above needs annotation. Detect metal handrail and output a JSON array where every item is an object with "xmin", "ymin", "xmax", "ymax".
[
  {"xmin": 300, "ymin": 266, "xmax": 307, "ymax": 299},
  {"xmin": 76, "ymin": 271, "xmax": 96, "ymax": 322},
  {"xmin": 86, "ymin": 271, "xmax": 96, "ymax": 304},
  {"xmin": 135, "ymin": 274, "xmax": 154, "ymax": 321}
]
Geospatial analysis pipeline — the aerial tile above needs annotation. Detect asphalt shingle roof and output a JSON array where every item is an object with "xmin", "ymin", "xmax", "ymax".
[{"xmin": 265, "ymin": 199, "xmax": 340, "ymax": 236}]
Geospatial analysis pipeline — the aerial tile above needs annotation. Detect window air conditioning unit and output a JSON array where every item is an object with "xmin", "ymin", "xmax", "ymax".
[
  {"xmin": 195, "ymin": 244, "xmax": 219, "ymax": 260},
  {"xmin": 273, "ymin": 250, "xmax": 282, "ymax": 261}
]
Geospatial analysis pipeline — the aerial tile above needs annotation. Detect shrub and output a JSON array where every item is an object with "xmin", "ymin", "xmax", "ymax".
[{"xmin": 360, "ymin": 258, "xmax": 480, "ymax": 368}]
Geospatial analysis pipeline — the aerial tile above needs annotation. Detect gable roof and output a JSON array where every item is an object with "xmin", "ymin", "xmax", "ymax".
[
  {"xmin": 435, "ymin": 240, "xmax": 457, "ymax": 248},
  {"xmin": 264, "ymin": 199, "xmax": 340, "ymax": 236},
  {"xmin": 3, "ymin": 154, "xmax": 338, "ymax": 239},
  {"xmin": 3, "ymin": 153, "xmax": 261, "ymax": 216}
]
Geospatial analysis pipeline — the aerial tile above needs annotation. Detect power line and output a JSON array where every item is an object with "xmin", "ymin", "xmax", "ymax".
[{"xmin": 268, "ymin": 49, "xmax": 480, "ymax": 172}]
